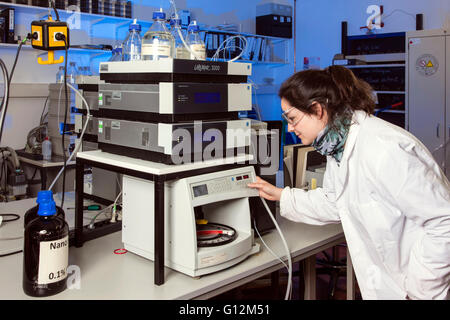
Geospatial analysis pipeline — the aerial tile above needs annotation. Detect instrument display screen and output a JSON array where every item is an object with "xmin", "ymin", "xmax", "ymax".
[
  {"xmin": 193, "ymin": 184, "xmax": 208, "ymax": 197},
  {"xmin": 194, "ymin": 92, "xmax": 221, "ymax": 104}
]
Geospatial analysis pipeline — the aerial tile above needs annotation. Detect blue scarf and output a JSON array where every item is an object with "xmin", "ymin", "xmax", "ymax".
[{"xmin": 311, "ymin": 117, "xmax": 351, "ymax": 164}]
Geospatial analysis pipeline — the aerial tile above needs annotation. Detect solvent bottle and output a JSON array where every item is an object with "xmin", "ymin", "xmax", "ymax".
[
  {"xmin": 186, "ymin": 20, "xmax": 206, "ymax": 60},
  {"xmin": 142, "ymin": 9, "xmax": 174, "ymax": 60},
  {"xmin": 23, "ymin": 199, "xmax": 69, "ymax": 297}
]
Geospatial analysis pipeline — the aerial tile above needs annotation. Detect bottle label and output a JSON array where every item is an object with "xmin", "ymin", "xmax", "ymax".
[
  {"xmin": 38, "ymin": 236, "xmax": 69, "ymax": 285},
  {"xmin": 176, "ymin": 47, "xmax": 190, "ymax": 59},
  {"xmin": 142, "ymin": 44, "xmax": 171, "ymax": 58},
  {"xmin": 190, "ymin": 44, "xmax": 206, "ymax": 60}
]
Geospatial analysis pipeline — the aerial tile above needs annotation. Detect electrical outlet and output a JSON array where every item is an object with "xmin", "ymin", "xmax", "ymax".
[{"xmin": 53, "ymin": 32, "xmax": 64, "ymax": 42}]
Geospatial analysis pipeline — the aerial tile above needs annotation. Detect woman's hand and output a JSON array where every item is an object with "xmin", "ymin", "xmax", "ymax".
[{"xmin": 247, "ymin": 176, "xmax": 283, "ymax": 201}]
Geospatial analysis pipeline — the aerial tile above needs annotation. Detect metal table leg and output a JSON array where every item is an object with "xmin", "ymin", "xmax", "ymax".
[
  {"xmin": 304, "ymin": 254, "xmax": 317, "ymax": 300},
  {"xmin": 154, "ymin": 177, "xmax": 165, "ymax": 285},
  {"xmin": 40, "ymin": 168, "xmax": 46, "ymax": 190},
  {"xmin": 346, "ymin": 247, "xmax": 356, "ymax": 300},
  {"xmin": 74, "ymin": 159, "xmax": 84, "ymax": 247}
]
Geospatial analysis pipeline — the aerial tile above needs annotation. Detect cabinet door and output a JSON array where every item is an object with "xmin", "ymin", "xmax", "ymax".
[{"xmin": 407, "ymin": 35, "xmax": 445, "ymax": 165}]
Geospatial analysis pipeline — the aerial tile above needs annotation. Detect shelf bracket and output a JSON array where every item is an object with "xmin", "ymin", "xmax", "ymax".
[
  {"xmin": 115, "ymin": 21, "xmax": 131, "ymax": 43},
  {"xmin": 89, "ymin": 17, "xmax": 106, "ymax": 41}
]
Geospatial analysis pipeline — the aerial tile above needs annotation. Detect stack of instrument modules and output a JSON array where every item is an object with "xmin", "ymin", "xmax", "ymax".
[
  {"xmin": 74, "ymin": 75, "xmax": 104, "ymax": 151},
  {"xmin": 47, "ymin": 83, "xmax": 79, "ymax": 157},
  {"xmin": 97, "ymin": 59, "xmax": 253, "ymax": 164},
  {"xmin": 73, "ymin": 75, "xmax": 121, "ymax": 202}
]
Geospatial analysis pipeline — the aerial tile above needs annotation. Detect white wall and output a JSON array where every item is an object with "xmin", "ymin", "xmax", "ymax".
[
  {"xmin": 295, "ymin": 0, "xmax": 450, "ymax": 71},
  {"xmin": 1, "ymin": 0, "xmax": 295, "ymax": 148}
]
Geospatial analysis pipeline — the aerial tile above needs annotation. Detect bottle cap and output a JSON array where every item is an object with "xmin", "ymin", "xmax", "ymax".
[
  {"xmin": 153, "ymin": 10, "xmax": 166, "ymax": 20},
  {"xmin": 187, "ymin": 21, "xmax": 200, "ymax": 32},
  {"xmin": 37, "ymin": 200, "xmax": 57, "ymax": 217},
  {"xmin": 170, "ymin": 18, "xmax": 181, "ymax": 26},
  {"xmin": 129, "ymin": 19, "xmax": 141, "ymax": 31},
  {"xmin": 36, "ymin": 190, "xmax": 53, "ymax": 204}
]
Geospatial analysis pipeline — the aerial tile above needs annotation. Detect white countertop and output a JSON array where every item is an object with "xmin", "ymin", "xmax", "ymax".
[
  {"xmin": 76, "ymin": 150, "xmax": 254, "ymax": 175},
  {"xmin": 0, "ymin": 198, "xmax": 344, "ymax": 300}
]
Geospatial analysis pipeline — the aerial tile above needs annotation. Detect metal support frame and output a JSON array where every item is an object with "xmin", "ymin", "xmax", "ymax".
[{"xmin": 74, "ymin": 156, "xmax": 247, "ymax": 285}]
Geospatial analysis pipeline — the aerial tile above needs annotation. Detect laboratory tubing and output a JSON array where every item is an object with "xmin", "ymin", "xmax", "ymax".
[{"xmin": 142, "ymin": 9, "xmax": 174, "ymax": 61}]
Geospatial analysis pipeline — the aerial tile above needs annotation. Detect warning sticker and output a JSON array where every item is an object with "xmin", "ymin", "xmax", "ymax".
[{"xmin": 416, "ymin": 54, "xmax": 439, "ymax": 76}]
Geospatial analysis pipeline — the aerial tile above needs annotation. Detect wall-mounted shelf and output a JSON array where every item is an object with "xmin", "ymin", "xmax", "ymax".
[
  {"xmin": 341, "ymin": 30, "xmax": 407, "ymax": 128},
  {"xmin": 374, "ymin": 91, "xmax": 405, "ymax": 94},
  {"xmin": 0, "ymin": 1, "xmax": 135, "ymax": 24},
  {"xmin": 375, "ymin": 109, "xmax": 405, "ymax": 114},
  {"xmin": 0, "ymin": 42, "xmax": 111, "ymax": 54},
  {"xmin": 346, "ymin": 63, "xmax": 405, "ymax": 69},
  {"xmin": 200, "ymin": 27, "xmax": 290, "ymax": 65}
]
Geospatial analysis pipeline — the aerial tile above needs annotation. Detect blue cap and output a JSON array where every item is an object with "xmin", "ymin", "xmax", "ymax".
[
  {"xmin": 153, "ymin": 11, "xmax": 166, "ymax": 20},
  {"xmin": 129, "ymin": 23, "xmax": 141, "ymax": 31},
  {"xmin": 38, "ymin": 200, "xmax": 57, "ymax": 217},
  {"xmin": 170, "ymin": 18, "xmax": 181, "ymax": 26},
  {"xmin": 36, "ymin": 190, "xmax": 53, "ymax": 204},
  {"xmin": 188, "ymin": 24, "xmax": 200, "ymax": 32}
]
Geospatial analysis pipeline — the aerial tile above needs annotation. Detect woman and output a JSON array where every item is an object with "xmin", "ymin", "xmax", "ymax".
[{"xmin": 248, "ymin": 66, "xmax": 450, "ymax": 300}]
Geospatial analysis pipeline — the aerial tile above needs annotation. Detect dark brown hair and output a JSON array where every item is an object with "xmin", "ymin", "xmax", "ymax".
[{"xmin": 278, "ymin": 65, "xmax": 375, "ymax": 127}]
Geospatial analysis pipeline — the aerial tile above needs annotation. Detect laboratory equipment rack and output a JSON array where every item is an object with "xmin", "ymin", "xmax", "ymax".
[{"xmin": 74, "ymin": 150, "xmax": 252, "ymax": 285}]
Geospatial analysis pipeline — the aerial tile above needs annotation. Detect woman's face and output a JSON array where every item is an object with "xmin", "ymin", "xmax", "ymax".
[{"xmin": 281, "ymin": 98, "xmax": 328, "ymax": 145}]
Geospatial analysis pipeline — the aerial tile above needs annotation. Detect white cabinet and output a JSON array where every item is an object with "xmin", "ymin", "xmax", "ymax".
[
  {"xmin": 406, "ymin": 29, "xmax": 450, "ymax": 178},
  {"xmin": 447, "ymin": 36, "xmax": 450, "ymax": 179}
]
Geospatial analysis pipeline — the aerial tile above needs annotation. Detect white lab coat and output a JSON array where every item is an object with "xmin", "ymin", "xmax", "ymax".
[{"xmin": 280, "ymin": 111, "xmax": 450, "ymax": 300}]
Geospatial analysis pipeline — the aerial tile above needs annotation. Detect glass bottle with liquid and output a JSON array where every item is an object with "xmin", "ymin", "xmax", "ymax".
[
  {"xmin": 123, "ymin": 19, "xmax": 142, "ymax": 61},
  {"xmin": 67, "ymin": 62, "xmax": 77, "ymax": 83},
  {"xmin": 23, "ymin": 199, "xmax": 69, "ymax": 297},
  {"xmin": 56, "ymin": 66, "xmax": 64, "ymax": 83},
  {"xmin": 186, "ymin": 20, "xmax": 206, "ymax": 60},
  {"xmin": 142, "ymin": 9, "xmax": 174, "ymax": 60},
  {"xmin": 170, "ymin": 17, "xmax": 189, "ymax": 60}
]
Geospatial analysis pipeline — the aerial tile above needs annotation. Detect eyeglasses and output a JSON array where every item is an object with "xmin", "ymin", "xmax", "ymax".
[
  {"xmin": 281, "ymin": 107, "xmax": 306, "ymax": 126},
  {"xmin": 281, "ymin": 99, "xmax": 326, "ymax": 126}
]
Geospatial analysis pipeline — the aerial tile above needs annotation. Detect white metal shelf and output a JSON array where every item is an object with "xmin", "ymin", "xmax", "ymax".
[
  {"xmin": 374, "ymin": 91, "xmax": 405, "ymax": 94},
  {"xmin": 0, "ymin": 1, "xmax": 137, "ymax": 24},
  {"xmin": 346, "ymin": 63, "xmax": 405, "ymax": 68},
  {"xmin": 0, "ymin": 2, "xmax": 291, "ymax": 65},
  {"xmin": 375, "ymin": 109, "xmax": 405, "ymax": 114},
  {"xmin": 0, "ymin": 43, "xmax": 111, "ymax": 55},
  {"xmin": 201, "ymin": 27, "xmax": 289, "ymax": 42},
  {"xmin": 345, "ymin": 53, "xmax": 405, "ymax": 63}
]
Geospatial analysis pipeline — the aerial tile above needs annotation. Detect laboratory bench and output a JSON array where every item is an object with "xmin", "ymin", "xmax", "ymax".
[
  {"xmin": 0, "ymin": 197, "xmax": 355, "ymax": 300},
  {"xmin": 17, "ymin": 154, "xmax": 76, "ymax": 190}
]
